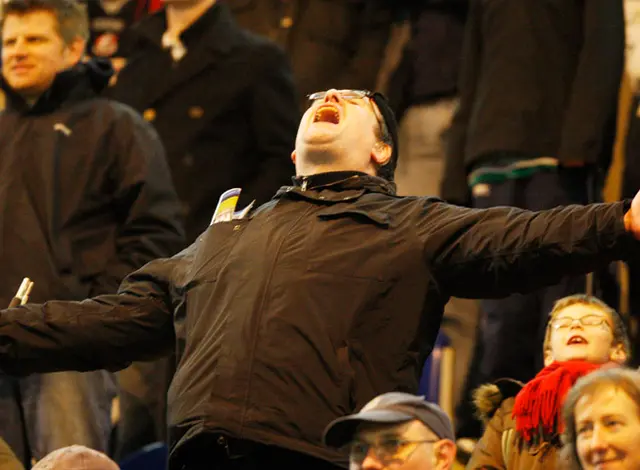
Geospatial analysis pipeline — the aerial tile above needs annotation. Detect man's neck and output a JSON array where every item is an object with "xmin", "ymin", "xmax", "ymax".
[
  {"xmin": 165, "ymin": 0, "xmax": 216, "ymax": 38},
  {"xmin": 296, "ymin": 163, "xmax": 376, "ymax": 179}
]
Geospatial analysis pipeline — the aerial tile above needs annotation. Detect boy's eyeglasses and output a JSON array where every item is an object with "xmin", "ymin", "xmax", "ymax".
[{"xmin": 551, "ymin": 314, "xmax": 611, "ymax": 330}]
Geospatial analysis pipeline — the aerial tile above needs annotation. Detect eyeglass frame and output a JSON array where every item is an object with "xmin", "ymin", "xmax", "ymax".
[
  {"xmin": 306, "ymin": 89, "xmax": 387, "ymax": 142},
  {"xmin": 550, "ymin": 314, "xmax": 613, "ymax": 330},
  {"xmin": 348, "ymin": 436, "xmax": 440, "ymax": 468}
]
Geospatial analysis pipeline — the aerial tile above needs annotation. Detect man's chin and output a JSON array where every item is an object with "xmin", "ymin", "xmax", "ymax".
[{"xmin": 6, "ymin": 80, "xmax": 42, "ymax": 97}]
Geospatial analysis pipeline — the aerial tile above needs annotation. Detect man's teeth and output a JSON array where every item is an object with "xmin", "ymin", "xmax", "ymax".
[{"xmin": 314, "ymin": 107, "xmax": 340, "ymax": 124}]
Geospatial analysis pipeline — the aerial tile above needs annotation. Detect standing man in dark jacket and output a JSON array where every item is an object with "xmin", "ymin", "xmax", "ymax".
[
  {"xmin": 107, "ymin": 0, "xmax": 299, "ymax": 243},
  {"xmin": 0, "ymin": 0, "xmax": 184, "ymax": 464},
  {"xmin": 441, "ymin": 0, "xmax": 625, "ymax": 393},
  {"xmin": 1, "ymin": 89, "xmax": 640, "ymax": 470},
  {"xmin": 105, "ymin": 0, "xmax": 299, "ymax": 457}
]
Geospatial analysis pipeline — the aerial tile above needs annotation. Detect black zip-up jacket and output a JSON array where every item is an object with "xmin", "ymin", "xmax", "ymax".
[
  {"xmin": 0, "ymin": 172, "xmax": 636, "ymax": 467},
  {"xmin": 442, "ymin": 0, "xmax": 624, "ymax": 205},
  {"xmin": 0, "ymin": 59, "xmax": 184, "ymax": 306}
]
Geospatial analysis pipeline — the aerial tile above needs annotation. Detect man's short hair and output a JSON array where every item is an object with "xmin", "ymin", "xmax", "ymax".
[
  {"xmin": 1, "ymin": 0, "xmax": 89, "ymax": 45},
  {"xmin": 370, "ymin": 93, "xmax": 398, "ymax": 183},
  {"xmin": 542, "ymin": 294, "xmax": 630, "ymax": 358}
]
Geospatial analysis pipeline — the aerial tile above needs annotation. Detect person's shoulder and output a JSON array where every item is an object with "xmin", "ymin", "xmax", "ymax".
[
  {"xmin": 89, "ymin": 98, "xmax": 146, "ymax": 123},
  {"xmin": 85, "ymin": 98, "xmax": 158, "ymax": 139},
  {"xmin": 238, "ymin": 30, "xmax": 288, "ymax": 64}
]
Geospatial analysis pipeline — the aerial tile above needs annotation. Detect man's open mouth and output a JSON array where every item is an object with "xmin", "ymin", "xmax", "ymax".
[{"xmin": 313, "ymin": 105, "xmax": 340, "ymax": 124}]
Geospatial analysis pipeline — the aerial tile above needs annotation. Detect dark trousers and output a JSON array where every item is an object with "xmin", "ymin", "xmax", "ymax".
[
  {"xmin": 471, "ymin": 168, "xmax": 592, "ymax": 384},
  {"xmin": 170, "ymin": 434, "xmax": 345, "ymax": 470}
]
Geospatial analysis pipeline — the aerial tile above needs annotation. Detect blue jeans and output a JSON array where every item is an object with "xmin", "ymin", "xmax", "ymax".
[{"xmin": 0, "ymin": 370, "xmax": 116, "ymax": 465}]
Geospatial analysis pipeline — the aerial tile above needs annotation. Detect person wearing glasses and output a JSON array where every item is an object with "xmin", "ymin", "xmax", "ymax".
[
  {"xmin": 323, "ymin": 392, "xmax": 457, "ymax": 469},
  {"xmin": 468, "ymin": 295, "xmax": 629, "ymax": 469},
  {"xmin": 2, "ymin": 88, "xmax": 640, "ymax": 469},
  {"xmin": 104, "ymin": 0, "xmax": 299, "ymax": 458}
]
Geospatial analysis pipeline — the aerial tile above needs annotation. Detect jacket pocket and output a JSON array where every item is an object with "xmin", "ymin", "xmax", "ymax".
[{"xmin": 306, "ymin": 207, "xmax": 398, "ymax": 281}]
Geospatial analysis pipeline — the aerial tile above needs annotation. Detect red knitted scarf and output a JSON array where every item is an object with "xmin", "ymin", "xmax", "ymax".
[{"xmin": 512, "ymin": 361, "xmax": 601, "ymax": 443}]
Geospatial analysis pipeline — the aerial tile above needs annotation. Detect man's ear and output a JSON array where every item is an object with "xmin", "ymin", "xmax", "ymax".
[
  {"xmin": 371, "ymin": 141, "xmax": 392, "ymax": 167},
  {"xmin": 610, "ymin": 343, "xmax": 627, "ymax": 364},
  {"xmin": 433, "ymin": 439, "xmax": 456, "ymax": 470},
  {"xmin": 64, "ymin": 37, "xmax": 87, "ymax": 67},
  {"xmin": 543, "ymin": 348, "xmax": 554, "ymax": 367},
  {"xmin": 291, "ymin": 150, "xmax": 297, "ymax": 164}
]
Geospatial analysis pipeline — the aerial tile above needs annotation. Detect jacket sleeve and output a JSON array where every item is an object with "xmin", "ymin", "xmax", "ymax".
[
  {"xmin": 557, "ymin": 0, "xmax": 624, "ymax": 166},
  {"xmin": 88, "ymin": 107, "xmax": 185, "ymax": 297},
  {"xmin": 420, "ymin": 200, "xmax": 638, "ymax": 298},
  {"xmin": 243, "ymin": 44, "xmax": 299, "ymax": 206},
  {"xmin": 0, "ymin": 252, "xmax": 184, "ymax": 376},
  {"xmin": 441, "ymin": 0, "xmax": 481, "ymax": 205},
  {"xmin": 467, "ymin": 401, "xmax": 510, "ymax": 469}
]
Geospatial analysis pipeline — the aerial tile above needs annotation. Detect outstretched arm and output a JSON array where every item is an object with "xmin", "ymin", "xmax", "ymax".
[
  {"xmin": 0, "ymin": 252, "xmax": 185, "ymax": 376},
  {"xmin": 420, "ymin": 196, "xmax": 639, "ymax": 299}
]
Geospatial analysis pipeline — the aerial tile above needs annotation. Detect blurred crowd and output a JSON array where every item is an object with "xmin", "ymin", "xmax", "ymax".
[{"xmin": 0, "ymin": 0, "xmax": 639, "ymax": 469}]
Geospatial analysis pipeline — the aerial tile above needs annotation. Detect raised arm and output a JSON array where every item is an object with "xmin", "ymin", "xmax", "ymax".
[
  {"xmin": 0, "ymin": 250, "xmax": 187, "ymax": 376},
  {"xmin": 420, "ymin": 199, "xmax": 637, "ymax": 298}
]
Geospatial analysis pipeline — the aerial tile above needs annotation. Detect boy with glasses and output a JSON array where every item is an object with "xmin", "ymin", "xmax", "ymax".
[
  {"xmin": 324, "ymin": 392, "xmax": 457, "ymax": 470},
  {"xmin": 468, "ymin": 295, "xmax": 629, "ymax": 469}
]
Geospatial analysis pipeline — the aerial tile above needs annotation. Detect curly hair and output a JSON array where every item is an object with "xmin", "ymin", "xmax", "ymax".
[{"xmin": 561, "ymin": 367, "xmax": 640, "ymax": 469}]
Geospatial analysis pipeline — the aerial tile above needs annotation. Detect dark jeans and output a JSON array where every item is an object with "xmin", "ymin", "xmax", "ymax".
[
  {"xmin": 471, "ymin": 168, "xmax": 592, "ymax": 384},
  {"xmin": 171, "ymin": 434, "xmax": 345, "ymax": 470}
]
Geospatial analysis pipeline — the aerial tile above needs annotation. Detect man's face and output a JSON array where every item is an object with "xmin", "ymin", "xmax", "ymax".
[
  {"xmin": 545, "ymin": 304, "xmax": 625, "ymax": 365},
  {"xmin": 575, "ymin": 386, "xmax": 640, "ymax": 470},
  {"xmin": 348, "ymin": 420, "xmax": 455, "ymax": 470},
  {"xmin": 292, "ymin": 89, "xmax": 391, "ymax": 176},
  {"xmin": 2, "ymin": 10, "xmax": 82, "ymax": 100}
]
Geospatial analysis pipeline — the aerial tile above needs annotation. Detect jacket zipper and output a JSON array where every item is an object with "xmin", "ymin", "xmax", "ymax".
[{"xmin": 238, "ymin": 204, "xmax": 314, "ymax": 435}]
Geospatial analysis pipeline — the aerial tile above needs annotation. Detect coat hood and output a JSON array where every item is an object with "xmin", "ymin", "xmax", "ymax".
[
  {"xmin": 473, "ymin": 378, "xmax": 523, "ymax": 424},
  {"xmin": 2, "ymin": 58, "xmax": 113, "ymax": 114}
]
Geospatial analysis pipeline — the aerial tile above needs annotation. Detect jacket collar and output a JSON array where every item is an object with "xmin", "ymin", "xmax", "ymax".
[
  {"xmin": 288, "ymin": 171, "xmax": 397, "ymax": 195},
  {"xmin": 2, "ymin": 58, "xmax": 113, "ymax": 115},
  {"xmin": 132, "ymin": 3, "xmax": 243, "ymax": 56}
]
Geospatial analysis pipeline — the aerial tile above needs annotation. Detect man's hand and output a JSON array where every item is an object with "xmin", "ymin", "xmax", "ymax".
[{"xmin": 624, "ymin": 190, "xmax": 640, "ymax": 239}]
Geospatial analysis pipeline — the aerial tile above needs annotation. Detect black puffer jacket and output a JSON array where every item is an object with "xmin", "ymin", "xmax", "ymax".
[{"xmin": 0, "ymin": 172, "xmax": 635, "ymax": 467}]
